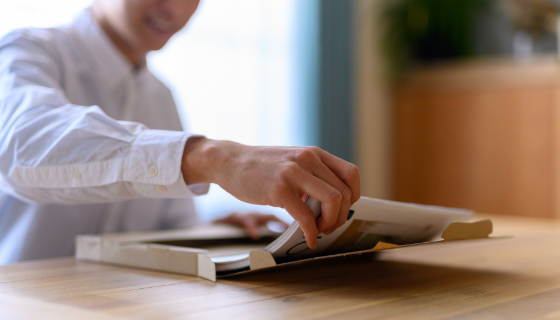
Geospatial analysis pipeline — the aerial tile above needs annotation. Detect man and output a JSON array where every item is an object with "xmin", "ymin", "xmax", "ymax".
[{"xmin": 0, "ymin": 0, "xmax": 361, "ymax": 264}]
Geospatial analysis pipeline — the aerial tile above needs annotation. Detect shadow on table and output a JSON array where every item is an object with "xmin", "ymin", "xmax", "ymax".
[{"xmin": 217, "ymin": 253, "xmax": 552, "ymax": 319}]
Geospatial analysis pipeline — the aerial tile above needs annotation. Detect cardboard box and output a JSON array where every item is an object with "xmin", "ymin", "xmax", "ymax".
[{"xmin": 76, "ymin": 219, "xmax": 510, "ymax": 282}]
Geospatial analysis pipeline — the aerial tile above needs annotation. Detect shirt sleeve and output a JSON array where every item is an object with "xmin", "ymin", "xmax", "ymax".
[{"xmin": 0, "ymin": 30, "xmax": 209, "ymax": 204}]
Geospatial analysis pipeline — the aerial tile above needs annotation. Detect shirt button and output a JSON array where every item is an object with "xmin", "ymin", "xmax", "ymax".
[
  {"xmin": 73, "ymin": 171, "xmax": 82, "ymax": 180},
  {"xmin": 156, "ymin": 186, "xmax": 167, "ymax": 193},
  {"xmin": 149, "ymin": 166, "xmax": 159, "ymax": 177}
]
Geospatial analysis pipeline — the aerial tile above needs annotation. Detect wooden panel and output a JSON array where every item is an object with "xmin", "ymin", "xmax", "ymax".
[
  {"xmin": 354, "ymin": 0, "xmax": 393, "ymax": 199},
  {"xmin": 394, "ymin": 58, "xmax": 560, "ymax": 218},
  {"xmin": 1, "ymin": 214, "xmax": 560, "ymax": 319}
]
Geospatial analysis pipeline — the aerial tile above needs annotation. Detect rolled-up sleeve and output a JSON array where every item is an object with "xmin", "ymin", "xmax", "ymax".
[{"xmin": 0, "ymin": 31, "xmax": 209, "ymax": 204}]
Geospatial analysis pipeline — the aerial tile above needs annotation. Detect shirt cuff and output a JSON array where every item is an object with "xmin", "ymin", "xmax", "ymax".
[
  {"xmin": 131, "ymin": 173, "xmax": 211, "ymax": 198},
  {"xmin": 127, "ymin": 130, "xmax": 210, "ymax": 198}
]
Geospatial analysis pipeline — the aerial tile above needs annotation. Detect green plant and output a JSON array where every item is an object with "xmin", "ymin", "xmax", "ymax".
[{"xmin": 382, "ymin": 0, "xmax": 490, "ymax": 77}]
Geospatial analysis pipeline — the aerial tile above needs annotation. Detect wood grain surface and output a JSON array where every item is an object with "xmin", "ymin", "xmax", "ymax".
[
  {"xmin": 393, "ymin": 57, "xmax": 560, "ymax": 219},
  {"xmin": 1, "ymin": 214, "xmax": 559, "ymax": 320}
]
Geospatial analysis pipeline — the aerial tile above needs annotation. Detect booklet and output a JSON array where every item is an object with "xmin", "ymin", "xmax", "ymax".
[{"xmin": 211, "ymin": 196, "xmax": 473, "ymax": 274}]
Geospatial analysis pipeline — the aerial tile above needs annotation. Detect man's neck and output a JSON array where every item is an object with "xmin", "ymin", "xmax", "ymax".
[{"xmin": 90, "ymin": 8, "xmax": 146, "ymax": 68}]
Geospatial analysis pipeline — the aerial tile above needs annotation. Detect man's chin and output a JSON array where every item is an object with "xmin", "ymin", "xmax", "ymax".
[{"xmin": 145, "ymin": 39, "xmax": 170, "ymax": 52}]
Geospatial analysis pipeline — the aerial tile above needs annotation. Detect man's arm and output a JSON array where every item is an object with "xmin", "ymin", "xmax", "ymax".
[
  {"xmin": 0, "ymin": 30, "xmax": 361, "ymax": 243},
  {"xmin": 181, "ymin": 137, "xmax": 361, "ymax": 249},
  {"xmin": 0, "ymin": 30, "xmax": 205, "ymax": 204}
]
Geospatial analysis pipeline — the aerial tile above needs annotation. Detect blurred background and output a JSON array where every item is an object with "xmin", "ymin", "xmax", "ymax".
[{"xmin": 3, "ymin": 0, "xmax": 560, "ymax": 221}]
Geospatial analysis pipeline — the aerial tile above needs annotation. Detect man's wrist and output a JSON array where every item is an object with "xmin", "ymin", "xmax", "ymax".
[
  {"xmin": 181, "ymin": 137, "xmax": 246, "ymax": 186},
  {"xmin": 182, "ymin": 136, "xmax": 233, "ymax": 185},
  {"xmin": 181, "ymin": 136, "xmax": 212, "ymax": 185}
]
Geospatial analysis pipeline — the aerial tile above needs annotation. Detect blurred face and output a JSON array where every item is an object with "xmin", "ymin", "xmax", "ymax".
[{"xmin": 94, "ymin": 0, "xmax": 200, "ymax": 53}]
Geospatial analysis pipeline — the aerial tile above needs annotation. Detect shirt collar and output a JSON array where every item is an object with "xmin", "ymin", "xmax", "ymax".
[{"xmin": 71, "ymin": 9, "xmax": 148, "ymax": 88}]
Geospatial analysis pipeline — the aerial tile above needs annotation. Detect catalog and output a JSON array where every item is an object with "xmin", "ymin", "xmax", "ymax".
[{"xmin": 211, "ymin": 196, "xmax": 473, "ymax": 274}]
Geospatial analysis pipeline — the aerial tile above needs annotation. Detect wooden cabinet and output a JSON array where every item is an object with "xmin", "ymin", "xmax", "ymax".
[{"xmin": 394, "ymin": 57, "xmax": 560, "ymax": 218}]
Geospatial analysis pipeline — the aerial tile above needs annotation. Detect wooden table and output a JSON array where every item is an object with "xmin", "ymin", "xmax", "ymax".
[{"xmin": 1, "ymin": 214, "xmax": 560, "ymax": 320}]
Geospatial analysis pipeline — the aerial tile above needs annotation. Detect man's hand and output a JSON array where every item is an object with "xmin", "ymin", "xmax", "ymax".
[
  {"xmin": 181, "ymin": 137, "xmax": 361, "ymax": 249},
  {"xmin": 215, "ymin": 212, "xmax": 289, "ymax": 240}
]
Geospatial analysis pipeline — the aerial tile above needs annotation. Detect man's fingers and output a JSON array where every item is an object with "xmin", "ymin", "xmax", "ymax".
[
  {"xmin": 214, "ymin": 212, "xmax": 239, "ymax": 225},
  {"xmin": 217, "ymin": 213, "xmax": 287, "ymax": 240},
  {"xmin": 313, "ymin": 148, "xmax": 362, "ymax": 203},
  {"xmin": 294, "ymin": 171, "xmax": 343, "ymax": 234},
  {"xmin": 282, "ymin": 194, "xmax": 319, "ymax": 249},
  {"xmin": 299, "ymin": 159, "xmax": 352, "ymax": 234},
  {"xmin": 257, "ymin": 214, "xmax": 284, "ymax": 224},
  {"xmin": 323, "ymin": 209, "xmax": 348, "ymax": 235},
  {"xmin": 257, "ymin": 214, "xmax": 290, "ymax": 230},
  {"xmin": 242, "ymin": 215, "xmax": 261, "ymax": 240}
]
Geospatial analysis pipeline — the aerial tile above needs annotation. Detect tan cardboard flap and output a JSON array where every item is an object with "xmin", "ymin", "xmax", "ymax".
[
  {"xmin": 197, "ymin": 254, "xmax": 217, "ymax": 282},
  {"xmin": 441, "ymin": 219, "xmax": 492, "ymax": 241},
  {"xmin": 362, "ymin": 220, "xmax": 494, "ymax": 253},
  {"xmin": 102, "ymin": 244, "xmax": 200, "ymax": 275},
  {"xmin": 75, "ymin": 236, "xmax": 101, "ymax": 261},
  {"xmin": 371, "ymin": 242, "xmax": 401, "ymax": 251},
  {"xmin": 249, "ymin": 250, "xmax": 277, "ymax": 270}
]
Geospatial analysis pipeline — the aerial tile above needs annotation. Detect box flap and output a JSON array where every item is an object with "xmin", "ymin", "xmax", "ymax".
[
  {"xmin": 441, "ymin": 219, "xmax": 492, "ymax": 241},
  {"xmin": 75, "ymin": 235, "xmax": 102, "ymax": 261},
  {"xmin": 197, "ymin": 254, "xmax": 216, "ymax": 282},
  {"xmin": 249, "ymin": 250, "xmax": 277, "ymax": 270},
  {"xmin": 371, "ymin": 241, "xmax": 401, "ymax": 251}
]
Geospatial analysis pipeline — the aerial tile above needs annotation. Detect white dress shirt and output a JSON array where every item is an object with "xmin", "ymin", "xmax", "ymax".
[{"xmin": 0, "ymin": 10, "xmax": 209, "ymax": 264}]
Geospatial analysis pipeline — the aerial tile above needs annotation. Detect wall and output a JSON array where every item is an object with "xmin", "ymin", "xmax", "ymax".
[{"xmin": 354, "ymin": 0, "xmax": 393, "ymax": 200}]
